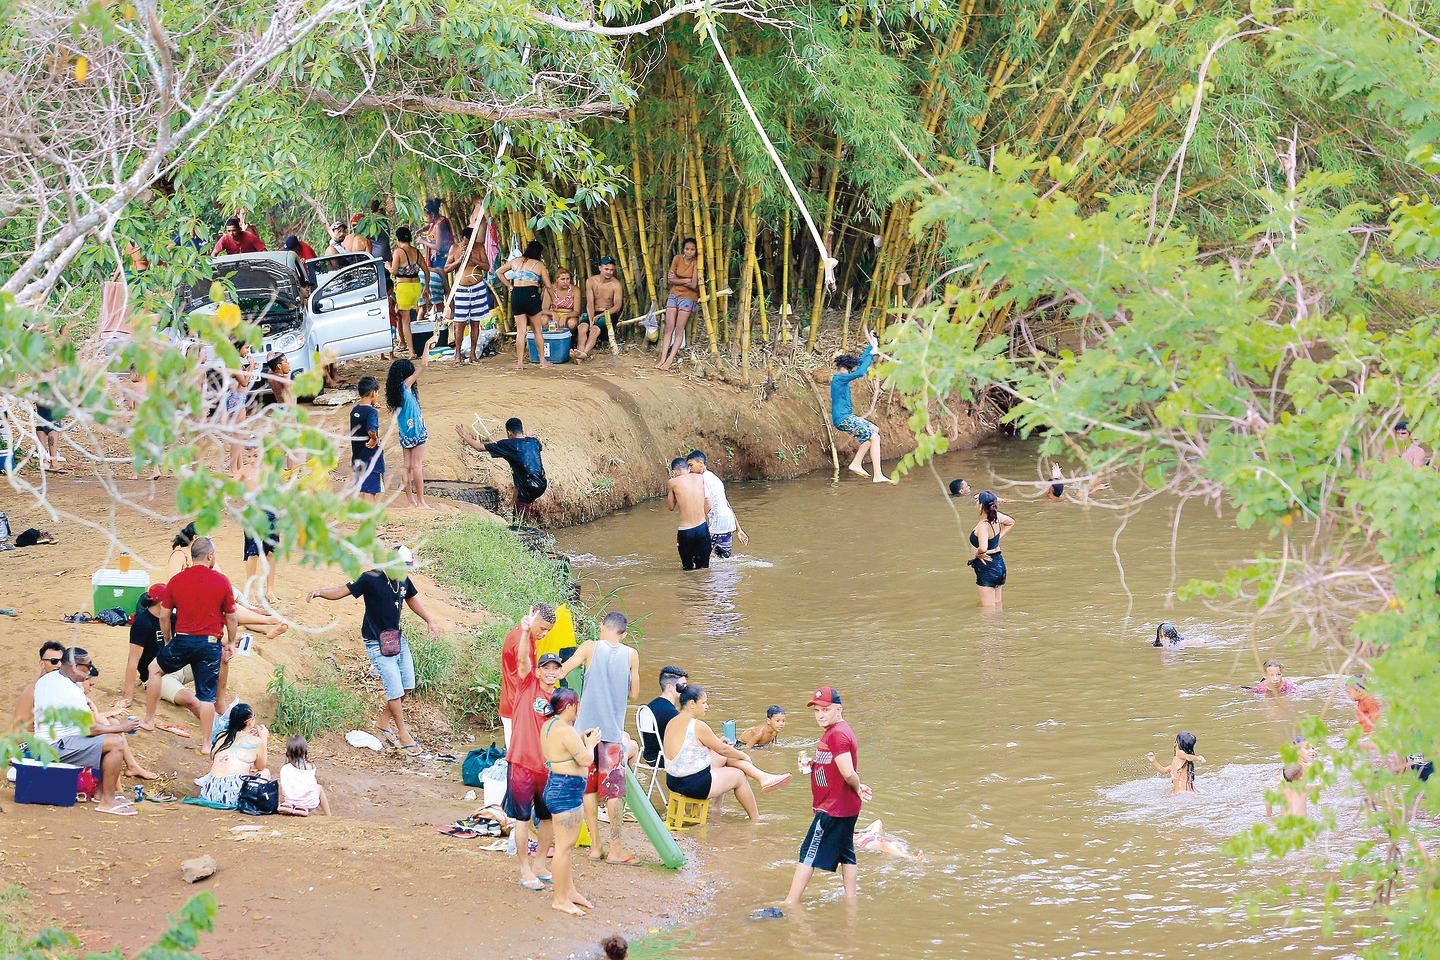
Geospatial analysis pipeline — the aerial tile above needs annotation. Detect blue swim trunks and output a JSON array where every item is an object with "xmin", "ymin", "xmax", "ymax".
[{"xmin": 836, "ymin": 415, "xmax": 875, "ymax": 442}]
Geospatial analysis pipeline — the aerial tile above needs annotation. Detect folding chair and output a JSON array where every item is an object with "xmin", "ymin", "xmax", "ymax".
[{"xmin": 634, "ymin": 703, "xmax": 667, "ymax": 806}]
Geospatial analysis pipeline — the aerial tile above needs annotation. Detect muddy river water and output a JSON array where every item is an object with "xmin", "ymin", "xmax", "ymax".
[{"xmin": 560, "ymin": 443, "xmax": 1361, "ymax": 960}]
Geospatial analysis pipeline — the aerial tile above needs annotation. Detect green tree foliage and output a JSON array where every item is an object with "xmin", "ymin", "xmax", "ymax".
[{"xmin": 885, "ymin": 2, "xmax": 1440, "ymax": 952}]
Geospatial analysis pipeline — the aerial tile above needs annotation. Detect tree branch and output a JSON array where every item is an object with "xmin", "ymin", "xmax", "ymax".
[{"xmin": 305, "ymin": 87, "xmax": 623, "ymax": 122}]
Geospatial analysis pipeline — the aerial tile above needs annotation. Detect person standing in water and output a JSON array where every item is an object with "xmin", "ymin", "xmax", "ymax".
[
  {"xmin": 559, "ymin": 611, "xmax": 641, "ymax": 865},
  {"xmin": 657, "ymin": 238, "xmax": 700, "ymax": 371},
  {"xmin": 1146, "ymin": 731, "xmax": 1204, "ymax": 794},
  {"xmin": 968, "ymin": 491, "xmax": 1013, "ymax": 607},
  {"xmin": 686, "ymin": 450, "xmax": 749, "ymax": 560},
  {"xmin": 540, "ymin": 687, "xmax": 598, "ymax": 916},
  {"xmin": 385, "ymin": 356, "xmax": 430, "ymax": 509},
  {"xmin": 1251, "ymin": 659, "xmax": 1299, "ymax": 695},
  {"xmin": 830, "ymin": 331, "xmax": 891, "ymax": 483},
  {"xmin": 668, "ymin": 456, "xmax": 712, "ymax": 571},
  {"xmin": 784, "ymin": 686, "xmax": 870, "ymax": 905},
  {"xmin": 1266, "ymin": 763, "xmax": 1308, "ymax": 818}
]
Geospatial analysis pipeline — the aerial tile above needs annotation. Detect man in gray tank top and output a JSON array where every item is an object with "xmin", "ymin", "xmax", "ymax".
[{"xmin": 560, "ymin": 611, "xmax": 640, "ymax": 864}]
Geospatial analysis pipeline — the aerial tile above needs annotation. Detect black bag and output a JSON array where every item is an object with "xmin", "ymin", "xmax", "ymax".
[{"xmin": 236, "ymin": 775, "xmax": 279, "ymax": 816}]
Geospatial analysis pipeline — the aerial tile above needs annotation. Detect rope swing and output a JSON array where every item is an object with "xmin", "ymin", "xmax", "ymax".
[{"xmin": 706, "ymin": 22, "xmax": 838, "ymax": 290}]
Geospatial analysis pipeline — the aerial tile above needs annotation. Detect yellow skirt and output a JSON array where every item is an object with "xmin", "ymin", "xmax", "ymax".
[{"xmin": 395, "ymin": 280, "xmax": 422, "ymax": 311}]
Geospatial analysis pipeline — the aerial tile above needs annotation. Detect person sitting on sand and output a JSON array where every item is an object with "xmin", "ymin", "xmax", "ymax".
[
  {"xmin": 540, "ymin": 687, "xmax": 598, "ymax": 917},
  {"xmin": 1265, "ymin": 763, "xmax": 1307, "ymax": 819},
  {"xmin": 829, "ymin": 330, "xmax": 891, "ymax": 483},
  {"xmin": 11, "ymin": 640, "xmax": 64, "ymax": 733},
  {"xmin": 856, "ymin": 820, "xmax": 925, "ymax": 862},
  {"xmin": 738, "ymin": 705, "xmax": 786, "ymax": 748},
  {"xmin": 1152, "ymin": 622, "xmax": 1184, "ymax": 648},
  {"xmin": 1348, "ymin": 676, "xmax": 1381, "ymax": 734},
  {"xmin": 662, "ymin": 685, "xmax": 790, "ymax": 820},
  {"xmin": 195, "ymin": 702, "xmax": 268, "ymax": 808},
  {"xmin": 33, "ymin": 647, "xmax": 140, "ymax": 816},
  {"xmin": 1146, "ymin": 731, "xmax": 1204, "ymax": 794},
  {"xmin": 279, "ymin": 734, "xmax": 330, "ymax": 816},
  {"xmin": 1252, "ymin": 659, "xmax": 1299, "ymax": 696},
  {"xmin": 79, "ymin": 664, "xmax": 157, "ymax": 782}
]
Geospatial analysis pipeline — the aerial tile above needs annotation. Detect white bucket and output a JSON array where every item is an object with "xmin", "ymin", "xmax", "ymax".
[{"xmin": 481, "ymin": 759, "xmax": 508, "ymax": 808}]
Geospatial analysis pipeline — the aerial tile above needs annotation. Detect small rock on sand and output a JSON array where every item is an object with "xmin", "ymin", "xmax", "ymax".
[{"xmin": 180, "ymin": 856, "xmax": 218, "ymax": 883}]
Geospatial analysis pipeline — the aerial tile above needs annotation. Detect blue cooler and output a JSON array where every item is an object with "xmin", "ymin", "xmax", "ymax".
[
  {"xmin": 11, "ymin": 758, "xmax": 83, "ymax": 806},
  {"xmin": 525, "ymin": 330, "xmax": 573, "ymax": 364}
]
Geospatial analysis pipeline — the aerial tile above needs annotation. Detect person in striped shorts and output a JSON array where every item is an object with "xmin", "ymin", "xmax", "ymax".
[{"xmin": 444, "ymin": 226, "xmax": 497, "ymax": 363}]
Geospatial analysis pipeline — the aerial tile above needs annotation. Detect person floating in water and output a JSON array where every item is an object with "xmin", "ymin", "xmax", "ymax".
[
  {"xmin": 738, "ymin": 705, "xmax": 786, "ymax": 748},
  {"xmin": 968, "ymin": 491, "xmax": 1013, "ymax": 608},
  {"xmin": 1146, "ymin": 731, "xmax": 1204, "ymax": 794},
  {"xmin": 1251, "ymin": 659, "xmax": 1299, "ymax": 696},
  {"xmin": 667, "ymin": 454, "xmax": 712, "ymax": 571},
  {"xmin": 948, "ymin": 478, "xmax": 972, "ymax": 498},
  {"xmin": 1042, "ymin": 464, "xmax": 1065, "ymax": 500},
  {"xmin": 1152, "ymin": 622, "xmax": 1184, "ymax": 648},
  {"xmin": 830, "ymin": 330, "xmax": 892, "ymax": 484},
  {"xmin": 855, "ymin": 820, "xmax": 925, "ymax": 862},
  {"xmin": 1266, "ymin": 763, "xmax": 1308, "ymax": 818}
]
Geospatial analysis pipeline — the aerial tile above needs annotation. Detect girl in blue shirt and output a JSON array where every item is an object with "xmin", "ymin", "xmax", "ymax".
[
  {"xmin": 386, "ymin": 356, "xmax": 430, "ymax": 508},
  {"xmin": 830, "ymin": 331, "xmax": 892, "ymax": 483}
]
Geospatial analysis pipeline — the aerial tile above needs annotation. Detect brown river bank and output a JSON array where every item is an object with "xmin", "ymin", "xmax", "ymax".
[{"xmin": 1, "ymin": 353, "xmax": 986, "ymax": 958}]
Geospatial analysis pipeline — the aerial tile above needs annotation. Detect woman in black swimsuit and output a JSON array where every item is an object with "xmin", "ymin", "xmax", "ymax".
[
  {"xmin": 968, "ymin": 491, "xmax": 1014, "ymax": 608},
  {"xmin": 390, "ymin": 227, "xmax": 427, "ymax": 358}
]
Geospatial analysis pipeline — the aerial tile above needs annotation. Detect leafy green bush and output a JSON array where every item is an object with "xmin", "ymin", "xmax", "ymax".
[
  {"xmin": 267, "ymin": 664, "xmax": 366, "ymax": 738},
  {"xmin": 424, "ymin": 517, "xmax": 577, "ymax": 623},
  {"xmin": 407, "ymin": 624, "xmax": 504, "ymax": 727}
]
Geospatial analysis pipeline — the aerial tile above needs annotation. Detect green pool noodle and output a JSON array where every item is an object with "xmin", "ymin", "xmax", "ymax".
[{"xmin": 626, "ymin": 766, "xmax": 685, "ymax": 869}]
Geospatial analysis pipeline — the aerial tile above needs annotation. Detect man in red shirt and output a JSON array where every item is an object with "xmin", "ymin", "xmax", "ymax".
[
  {"xmin": 784, "ymin": 685, "xmax": 871, "ymax": 905},
  {"xmin": 140, "ymin": 536, "xmax": 238, "ymax": 746},
  {"xmin": 504, "ymin": 650, "xmax": 564, "ymax": 889},
  {"xmin": 500, "ymin": 602, "xmax": 555, "ymax": 746},
  {"xmin": 212, "ymin": 216, "xmax": 266, "ymax": 256}
]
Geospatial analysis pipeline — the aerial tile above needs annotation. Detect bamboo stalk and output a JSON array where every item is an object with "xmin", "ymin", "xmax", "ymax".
[
  {"xmin": 806, "ymin": 136, "xmax": 844, "ymax": 352},
  {"xmin": 738, "ymin": 188, "xmax": 758, "ymax": 378}
]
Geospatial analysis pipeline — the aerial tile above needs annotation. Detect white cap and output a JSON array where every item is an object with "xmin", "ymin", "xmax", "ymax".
[{"xmin": 397, "ymin": 545, "xmax": 415, "ymax": 569}]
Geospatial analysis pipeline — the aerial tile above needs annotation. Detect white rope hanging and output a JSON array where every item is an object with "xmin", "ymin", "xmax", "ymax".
[{"xmin": 706, "ymin": 21, "xmax": 837, "ymax": 289}]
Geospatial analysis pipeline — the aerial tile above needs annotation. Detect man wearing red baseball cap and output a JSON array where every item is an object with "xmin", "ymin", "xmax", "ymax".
[{"xmin": 784, "ymin": 685, "xmax": 871, "ymax": 905}]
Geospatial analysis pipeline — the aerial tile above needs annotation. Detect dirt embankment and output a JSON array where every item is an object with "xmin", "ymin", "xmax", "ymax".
[
  {"xmin": 0, "ymin": 480, "xmax": 702, "ymax": 960},
  {"xmin": 404, "ymin": 351, "xmax": 989, "ymax": 524}
]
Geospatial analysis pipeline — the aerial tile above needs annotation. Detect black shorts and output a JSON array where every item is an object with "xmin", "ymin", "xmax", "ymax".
[
  {"xmin": 510, "ymin": 286, "xmax": 543, "ymax": 316},
  {"xmin": 798, "ymin": 812, "xmax": 858, "ymax": 872},
  {"xmin": 666, "ymin": 767, "xmax": 712, "ymax": 801},
  {"xmin": 35, "ymin": 404, "xmax": 55, "ymax": 435},
  {"xmin": 242, "ymin": 511, "xmax": 279, "ymax": 560},
  {"xmin": 677, "ymin": 522, "xmax": 711, "ymax": 571}
]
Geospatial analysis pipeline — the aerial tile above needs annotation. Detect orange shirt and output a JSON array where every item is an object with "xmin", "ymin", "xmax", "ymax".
[{"xmin": 1355, "ymin": 694, "xmax": 1381, "ymax": 734}]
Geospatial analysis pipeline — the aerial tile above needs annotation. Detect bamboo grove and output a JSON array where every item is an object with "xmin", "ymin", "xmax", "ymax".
[{"xmin": 403, "ymin": 0, "xmax": 1423, "ymax": 369}]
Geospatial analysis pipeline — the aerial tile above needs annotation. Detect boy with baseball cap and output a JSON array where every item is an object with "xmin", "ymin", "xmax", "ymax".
[{"xmin": 784, "ymin": 685, "xmax": 871, "ymax": 905}]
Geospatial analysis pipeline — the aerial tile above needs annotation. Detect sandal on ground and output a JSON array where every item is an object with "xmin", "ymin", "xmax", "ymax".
[
  {"xmin": 96, "ymin": 802, "xmax": 138, "ymax": 817},
  {"xmin": 154, "ymin": 722, "xmax": 192, "ymax": 739},
  {"xmin": 437, "ymin": 826, "xmax": 480, "ymax": 839},
  {"xmin": 518, "ymin": 878, "xmax": 546, "ymax": 891}
]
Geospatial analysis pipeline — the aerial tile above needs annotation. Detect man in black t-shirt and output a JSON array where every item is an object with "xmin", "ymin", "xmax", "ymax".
[
  {"xmin": 455, "ymin": 416, "xmax": 547, "ymax": 523},
  {"xmin": 307, "ymin": 545, "xmax": 440, "ymax": 752},
  {"xmin": 641, "ymin": 665, "xmax": 688, "ymax": 765}
]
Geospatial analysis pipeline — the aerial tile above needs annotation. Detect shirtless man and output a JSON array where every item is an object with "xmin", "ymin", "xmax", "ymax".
[
  {"xmin": 342, "ymin": 219, "xmax": 373, "ymax": 255},
  {"xmin": 1266, "ymin": 763, "xmax": 1308, "ymax": 818},
  {"xmin": 579, "ymin": 257, "xmax": 624, "ymax": 359},
  {"xmin": 667, "ymin": 460, "xmax": 712, "ymax": 571}
]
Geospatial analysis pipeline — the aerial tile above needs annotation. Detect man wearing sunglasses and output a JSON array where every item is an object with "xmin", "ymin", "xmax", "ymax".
[
  {"xmin": 33, "ymin": 647, "xmax": 140, "ymax": 816},
  {"xmin": 10, "ymin": 640, "xmax": 65, "ymax": 733}
]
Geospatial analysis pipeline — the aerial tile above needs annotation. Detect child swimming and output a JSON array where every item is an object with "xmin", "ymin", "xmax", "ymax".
[
  {"xmin": 855, "ymin": 820, "xmax": 925, "ymax": 862},
  {"xmin": 738, "ymin": 705, "xmax": 786, "ymax": 748},
  {"xmin": 1152, "ymin": 622, "xmax": 1184, "ymax": 648},
  {"xmin": 1146, "ymin": 731, "xmax": 1204, "ymax": 794},
  {"xmin": 1265, "ymin": 763, "xmax": 1307, "ymax": 818}
]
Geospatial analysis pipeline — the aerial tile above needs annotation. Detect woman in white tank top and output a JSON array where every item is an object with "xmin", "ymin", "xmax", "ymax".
[{"xmin": 661, "ymin": 685, "xmax": 792, "ymax": 820}]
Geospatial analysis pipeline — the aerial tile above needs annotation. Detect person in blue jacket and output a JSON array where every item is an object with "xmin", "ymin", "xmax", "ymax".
[{"xmin": 829, "ymin": 330, "xmax": 892, "ymax": 483}]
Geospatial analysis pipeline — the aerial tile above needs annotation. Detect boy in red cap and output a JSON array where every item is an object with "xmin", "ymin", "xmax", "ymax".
[{"xmin": 784, "ymin": 686, "xmax": 871, "ymax": 905}]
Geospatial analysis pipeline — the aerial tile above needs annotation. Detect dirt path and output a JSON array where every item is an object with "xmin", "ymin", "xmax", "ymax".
[{"xmin": 0, "ymin": 475, "xmax": 698, "ymax": 959}]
